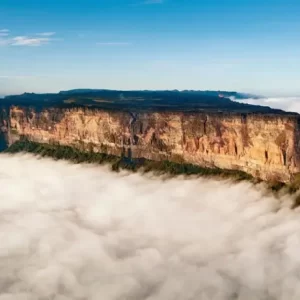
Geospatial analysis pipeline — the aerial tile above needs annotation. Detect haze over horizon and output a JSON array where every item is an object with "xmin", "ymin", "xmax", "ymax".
[{"xmin": 1, "ymin": 0, "xmax": 300, "ymax": 96}]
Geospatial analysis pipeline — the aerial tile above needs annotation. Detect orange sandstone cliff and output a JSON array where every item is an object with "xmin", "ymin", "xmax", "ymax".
[{"xmin": 4, "ymin": 106, "xmax": 300, "ymax": 182}]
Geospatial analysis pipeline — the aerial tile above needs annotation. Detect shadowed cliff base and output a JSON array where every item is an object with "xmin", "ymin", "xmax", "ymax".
[
  {"xmin": 5, "ymin": 139, "xmax": 253, "ymax": 181},
  {"xmin": 6, "ymin": 139, "xmax": 300, "ymax": 198}
]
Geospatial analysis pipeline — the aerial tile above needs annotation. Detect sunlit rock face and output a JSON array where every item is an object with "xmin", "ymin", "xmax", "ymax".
[{"xmin": 6, "ymin": 106, "xmax": 300, "ymax": 182}]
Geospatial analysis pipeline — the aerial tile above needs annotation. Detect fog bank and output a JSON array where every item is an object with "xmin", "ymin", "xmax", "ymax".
[
  {"xmin": 0, "ymin": 154, "xmax": 300, "ymax": 299},
  {"xmin": 233, "ymin": 96, "xmax": 300, "ymax": 114}
]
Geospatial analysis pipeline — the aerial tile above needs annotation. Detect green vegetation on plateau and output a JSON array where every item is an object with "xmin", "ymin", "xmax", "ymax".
[
  {"xmin": 0, "ymin": 89, "xmax": 290, "ymax": 114},
  {"xmin": 5, "ymin": 139, "xmax": 253, "ymax": 182}
]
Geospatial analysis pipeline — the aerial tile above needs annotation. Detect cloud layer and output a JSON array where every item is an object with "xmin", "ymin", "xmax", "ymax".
[
  {"xmin": 233, "ymin": 97, "xmax": 300, "ymax": 114},
  {"xmin": 0, "ymin": 154, "xmax": 299, "ymax": 299},
  {"xmin": 0, "ymin": 29, "xmax": 9, "ymax": 37}
]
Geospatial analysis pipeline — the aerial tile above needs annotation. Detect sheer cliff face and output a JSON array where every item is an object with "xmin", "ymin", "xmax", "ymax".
[{"xmin": 8, "ymin": 106, "xmax": 300, "ymax": 182}]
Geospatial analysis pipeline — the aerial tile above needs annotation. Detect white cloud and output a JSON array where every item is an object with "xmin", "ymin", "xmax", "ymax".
[
  {"xmin": 96, "ymin": 42, "xmax": 131, "ymax": 46},
  {"xmin": 0, "ymin": 31, "xmax": 57, "ymax": 47},
  {"xmin": 233, "ymin": 97, "xmax": 300, "ymax": 114},
  {"xmin": 10, "ymin": 36, "xmax": 51, "ymax": 46},
  {"xmin": 36, "ymin": 32, "xmax": 56, "ymax": 36},
  {"xmin": 0, "ymin": 154, "xmax": 299, "ymax": 299},
  {"xmin": 0, "ymin": 29, "xmax": 9, "ymax": 37}
]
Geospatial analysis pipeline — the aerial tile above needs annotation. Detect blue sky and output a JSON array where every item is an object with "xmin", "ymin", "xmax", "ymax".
[{"xmin": 1, "ymin": 0, "xmax": 300, "ymax": 96}]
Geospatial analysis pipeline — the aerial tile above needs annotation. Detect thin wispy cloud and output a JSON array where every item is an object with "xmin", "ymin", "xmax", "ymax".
[
  {"xmin": 36, "ymin": 32, "xmax": 56, "ymax": 36},
  {"xmin": 11, "ymin": 36, "xmax": 51, "ymax": 46},
  {"xmin": 0, "ymin": 30, "xmax": 58, "ymax": 47},
  {"xmin": 0, "ymin": 29, "xmax": 9, "ymax": 36},
  {"xmin": 96, "ymin": 42, "xmax": 131, "ymax": 46}
]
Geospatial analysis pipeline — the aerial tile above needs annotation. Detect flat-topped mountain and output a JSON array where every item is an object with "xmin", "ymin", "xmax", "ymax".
[{"xmin": 0, "ymin": 89, "xmax": 299, "ymax": 183}]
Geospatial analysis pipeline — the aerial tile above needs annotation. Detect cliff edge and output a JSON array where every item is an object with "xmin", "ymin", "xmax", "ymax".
[{"xmin": 2, "ymin": 106, "xmax": 299, "ymax": 182}]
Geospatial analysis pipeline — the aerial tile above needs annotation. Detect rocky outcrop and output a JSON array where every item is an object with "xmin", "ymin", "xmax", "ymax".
[{"xmin": 5, "ymin": 106, "xmax": 300, "ymax": 182}]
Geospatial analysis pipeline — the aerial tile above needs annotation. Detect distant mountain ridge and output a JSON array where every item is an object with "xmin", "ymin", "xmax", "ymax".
[{"xmin": 58, "ymin": 89, "xmax": 262, "ymax": 100}]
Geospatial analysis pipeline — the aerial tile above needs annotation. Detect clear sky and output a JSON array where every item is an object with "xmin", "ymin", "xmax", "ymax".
[{"xmin": 1, "ymin": 0, "xmax": 300, "ymax": 96}]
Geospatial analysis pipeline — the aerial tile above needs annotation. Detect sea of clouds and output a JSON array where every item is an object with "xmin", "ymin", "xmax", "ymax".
[
  {"xmin": 1, "ymin": 154, "xmax": 300, "ymax": 299},
  {"xmin": 233, "ymin": 96, "xmax": 300, "ymax": 114}
]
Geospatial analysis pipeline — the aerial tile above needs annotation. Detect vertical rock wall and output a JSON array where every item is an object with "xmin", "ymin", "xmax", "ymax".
[{"xmin": 7, "ymin": 106, "xmax": 300, "ymax": 182}]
